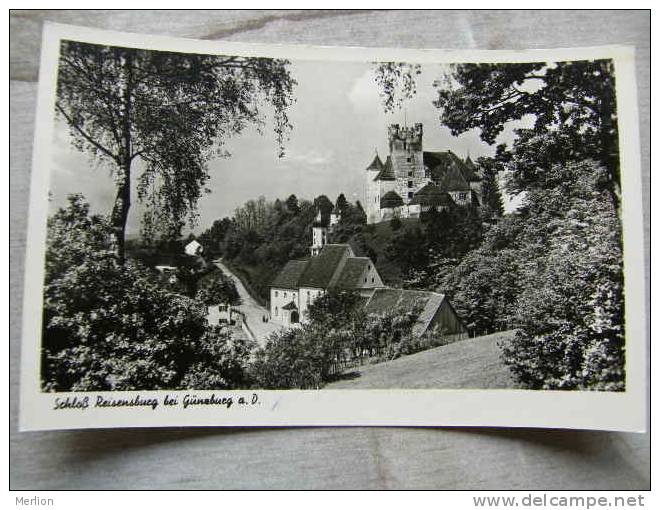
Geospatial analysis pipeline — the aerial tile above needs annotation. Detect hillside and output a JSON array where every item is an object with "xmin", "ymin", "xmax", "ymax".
[
  {"xmin": 337, "ymin": 217, "xmax": 425, "ymax": 287},
  {"xmin": 325, "ymin": 331, "xmax": 518, "ymax": 389}
]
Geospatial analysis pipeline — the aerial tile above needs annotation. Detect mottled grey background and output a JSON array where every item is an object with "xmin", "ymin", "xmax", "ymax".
[{"xmin": 10, "ymin": 10, "xmax": 650, "ymax": 490}]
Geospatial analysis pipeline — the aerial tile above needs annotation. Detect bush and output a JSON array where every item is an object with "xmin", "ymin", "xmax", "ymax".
[
  {"xmin": 42, "ymin": 195, "xmax": 252, "ymax": 391},
  {"xmin": 389, "ymin": 217, "xmax": 402, "ymax": 230}
]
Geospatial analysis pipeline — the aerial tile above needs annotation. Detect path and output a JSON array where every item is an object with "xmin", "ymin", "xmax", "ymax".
[
  {"xmin": 326, "ymin": 331, "xmax": 519, "ymax": 389},
  {"xmin": 213, "ymin": 259, "xmax": 281, "ymax": 346}
]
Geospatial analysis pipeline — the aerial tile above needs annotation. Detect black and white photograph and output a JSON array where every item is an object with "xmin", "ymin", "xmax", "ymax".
[{"xmin": 18, "ymin": 23, "xmax": 646, "ymax": 432}]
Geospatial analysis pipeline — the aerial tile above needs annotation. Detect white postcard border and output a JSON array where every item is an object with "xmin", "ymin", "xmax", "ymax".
[{"xmin": 18, "ymin": 22, "xmax": 648, "ymax": 432}]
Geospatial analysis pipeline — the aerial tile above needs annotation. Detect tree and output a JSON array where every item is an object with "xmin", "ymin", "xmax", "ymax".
[
  {"xmin": 285, "ymin": 194, "xmax": 300, "ymax": 215},
  {"xmin": 434, "ymin": 61, "xmax": 619, "ymax": 204},
  {"xmin": 56, "ymin": 40, "xmax": 295, "ymax": 262},
  {"xmin": 42, "ymin": 195, "xmax": 252, "ymax": 391},
  {"xmin": 335, "ymin": 193, "xmax": 349, "ymax": 214},
  {"xmin": 478, "ymin": 157, "xmax": 505, "ymax": 219}
]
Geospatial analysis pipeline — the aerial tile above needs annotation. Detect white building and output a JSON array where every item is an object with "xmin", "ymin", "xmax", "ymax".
[
  {"xmin": 365, "ymin": 123, "xmax": 483, "ymax": 224},
  {"xmin": 184, "ymin": 239, "xmax": 203, "ymax": 256},
  {"xmin": 269, "ymin": 244, "xmax": 384, "ymax": 326}
]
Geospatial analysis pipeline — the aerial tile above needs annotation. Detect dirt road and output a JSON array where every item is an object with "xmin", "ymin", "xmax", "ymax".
[{"xmin": 213, "ymin": 259, "xmax": 281, "ymax": 346}]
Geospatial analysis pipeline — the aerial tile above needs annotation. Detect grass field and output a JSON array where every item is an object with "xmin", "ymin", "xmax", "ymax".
[{"xmin": 325, "ymin": 331, "xmax": 519, "ymax": 390}]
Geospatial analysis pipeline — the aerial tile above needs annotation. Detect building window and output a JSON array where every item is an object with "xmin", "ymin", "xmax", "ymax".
[
  {"xmin": 371, "ymin": 277, "xmax": 375, "ymax": 283},
  {"xmin": 283, "ymin": 292, "xmax": 287, "ymax": 298},
  {"xmin": 307, "ymin": 290, "xmax": 310, "ymax": 295},
  {"xmin": 407, "ymin": 157, "xmax": 411, "ymax": 163},
  {"xmin": 408, "ymin": 171, "xmax": 413, "ymax": 177},
  {"xmin": 274, "ymin": 291, "xmax": 278, "ymax": 297},
  {"xmin": 458, "ymin": 192, "xmax": 467, "ymax": 201},
  {"xmin": 275, "ymin": 307, "xmax": 278, "ymax": 316},
  {"xmin": 408, "ymin": 192, "xmax": 413, "ymax": 199},
  {"xmin": 408, "ymin": 181, "xmax": 413, "ymax": 188},
  {"xmin": 364, "ymin": 278, "xmax": 367, "ymax": 283}
]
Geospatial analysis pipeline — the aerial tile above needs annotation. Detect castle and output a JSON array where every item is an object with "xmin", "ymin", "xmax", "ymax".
[{"xmin": 365, "ymin": 123, "xmax": 483, "ymax": 224}]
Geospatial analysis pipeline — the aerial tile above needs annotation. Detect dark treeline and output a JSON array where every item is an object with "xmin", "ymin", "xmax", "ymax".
[{"xmin": 197, "ymin": 192, "xmax": 488, "ymax": 302}]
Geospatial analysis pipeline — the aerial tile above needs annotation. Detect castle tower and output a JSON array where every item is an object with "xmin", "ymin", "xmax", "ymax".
[{"xmin": 387, "ymin": 123, "xmax": 427, "ymax": 204}]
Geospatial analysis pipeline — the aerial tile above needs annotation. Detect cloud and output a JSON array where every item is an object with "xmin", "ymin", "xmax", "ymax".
[{"xmin": 348, "ymin": 69, "xmax": 383, "ymax": 114}]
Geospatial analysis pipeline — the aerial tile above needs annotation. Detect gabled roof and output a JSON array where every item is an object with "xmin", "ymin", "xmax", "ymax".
[
  {"xmin": 270, "ymin": 260, "xmax": 308, "ymax": 289},
  {"xmin": 433, "ymin": 163, "xmax": 471, "ymax": 192},
  {"xmin": 298, "ymin": 244, "xmax": 353, "ymax": 289},
  {"xmin": 281, "ymin": 301, "xmax": 298, "ymax": 311},
  {"xmin": 363, "ymin": 288, "xmax": 455, "ymax": 337},
  {"xmin": 332, "ymin": 257, "xmax": 372, "ymax": 290},
  {"xmin": 409, "ymin": 183, "xmax": 455, "ymax": 207},
  {"xmin": 424, "ymin": 150, "xmax": 480, "ymax": 188},
  {"xmin": 374, "ymin": 156, "xmax": 395, "ymax": 181},
  {"xmin": 380, "ymin": 190, "xmax": 404, "ymax": 209},
  {"xmin": 366, "ymin": 154, "xmax": 384, "ymax": 171}
]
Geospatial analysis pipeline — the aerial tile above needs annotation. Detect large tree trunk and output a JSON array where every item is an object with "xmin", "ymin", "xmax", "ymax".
[
  {"xmin": 111, "ymin": 161, "xmax": 131, "ymax": 264},
  {"xmin": 111, "ymin": 51, "xmax": 134, "ymax": 264}
]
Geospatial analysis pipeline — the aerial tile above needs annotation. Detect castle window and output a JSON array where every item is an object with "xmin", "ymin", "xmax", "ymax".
[
  {"xmin": 408, "ymin": 192, "xmax": 413, "ymax": 199},
  {"xmin": 403, "ymin": 141, "xmax": 407, "ymax": 150},
  {"xmin": 275, "ymin": 307, "xmax": 278, "ymax": 316},
  {"xmin": 283, "ymin": 292, "xmax": 287, "ymax": 298},
  {"xmin": 364, "ymin": 278, "xmax": 367, "ymax": 283},
  {"xmin": 408, "ymin": 171, "xmax": 413, "ymax": 177},
  {"xmin": 407, "ymin": 157, "xmax": 411, "ymax": 163},
  {"xmin": 371, "ymin": 277, "xmax": 375, "ymax": 283},
  {"xmin": 275, "ymin": 291, "xmax": 278, "ymax": 297},
  {"xmin": 408, "ymin": 181, "xmax": 413, "ymax": 188}
]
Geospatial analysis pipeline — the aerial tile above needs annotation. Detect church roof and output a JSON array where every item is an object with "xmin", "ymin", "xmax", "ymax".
[
  {"xmin": 270, "ymin": 260, "xmax": 308, "ymax": 289},
  {"xmin": 281, "ymin": 301, "xmax": 298, "ymax": 311},
  {"xmin": 332, "ymin": 257, "xmax": 372, "ymax": 290},
  {"xmin": 409, "ymin": 183, "xmax": 455, "ymax": 207},
  {"xmin": 380, "ymin": 190, "xmax": 404, "ymax": 209},
  {"xmin": 373, "ymin": 156, "xmax": 396, "ymax": 181},
  {"xmin": 366, "ymin": 154, "xmax": 384, "ymax": 171},
  {"xmin": 298, "ymin": 244, "xmax": 353, "ymax": 289}
]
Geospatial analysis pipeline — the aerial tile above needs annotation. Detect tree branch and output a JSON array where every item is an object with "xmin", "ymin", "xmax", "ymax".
[{"xmin": 56, "ymin": 103, "xmax": 119, "ymax": 163}]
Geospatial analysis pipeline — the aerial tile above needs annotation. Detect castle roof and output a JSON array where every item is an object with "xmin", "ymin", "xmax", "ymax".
[
  {"xmin": 332, "ymin": 257, "xmax": 372, "ymax": 290},
  {"xmin": 270, "ymin": 260, "xmax": 308, "ymax": 289},
  {"xmin": 298, "ymin": 244, "xmax": 353, "ymax": 289},
  {"xmin": 373, "ymin": 156, "xmax": 396, "ymax": 181},
  {"xmin": 366, "ymin": 154, "xmax": 384, "ymax": 171},
  {"xmin": 424, "ymin": 150, "xmax": 481, "ymax": 186},
  {"xmin": 409, "ymin": 183, "xmax": 455, "ymax": 207},
  {"xmin": 380, "ymin": 190, "xmax": 404, "ymax": 209}
]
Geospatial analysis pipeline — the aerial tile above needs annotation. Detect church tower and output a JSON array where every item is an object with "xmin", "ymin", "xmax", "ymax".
[
  {"xmin": 365, "ymin": 151, "xmax": 384, "ymax": 224},
  {"xmin": 388, "ymin": 123, "xmax": 426, "ymax": 204}
]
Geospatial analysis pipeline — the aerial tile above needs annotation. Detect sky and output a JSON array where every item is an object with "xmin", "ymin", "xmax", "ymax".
[{"xmin": 49, "ymin": 58, "xmax": 523, "ymax": 236}]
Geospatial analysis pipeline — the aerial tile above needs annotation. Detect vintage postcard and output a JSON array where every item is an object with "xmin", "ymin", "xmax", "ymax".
[{"xmin": 19, "ymin": 23, "xmax": 647, "ymax": 431}]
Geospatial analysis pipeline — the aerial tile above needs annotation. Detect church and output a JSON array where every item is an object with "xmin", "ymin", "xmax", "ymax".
[
  {"xmin": 365, "ymin": 122, "xmax": 483, "ymax": 224},
  {"xmin": 268, "ymin": 207, "xmax": 468, "ymax": 342}
]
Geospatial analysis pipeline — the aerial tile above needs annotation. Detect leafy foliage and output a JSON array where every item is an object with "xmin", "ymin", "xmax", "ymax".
[
  {"xmin": 249, "ymin": 290, "xmax": 422, "ymax": 389},
  {"xmin": 56, "ymin": 40, "xmax": 296, "ymax": 260},
  {"xmin": 42, "ymin": 195, "xmax": 251, "ymax": 391},
  {"xmin": 373, "ymin": 62, "xmax": 422, "ymax": 113},
  {"xmin": 195, "ymin": 268, "xmax": 241, "ymax": 306},
  {"xmin": 434, "ymin": 60, "xmax": 619, "ymax": 201}
]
